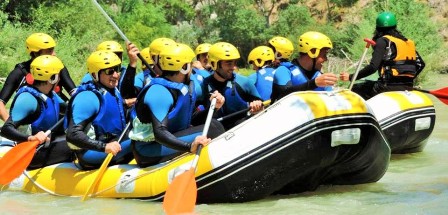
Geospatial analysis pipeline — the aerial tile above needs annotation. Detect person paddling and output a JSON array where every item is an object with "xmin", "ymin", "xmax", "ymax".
[
  {"xmin": 339, "ymin": 12, "xmax": 425, "ymax": 100},
  {"xmin": 0, "ymin": 55, "xmax": 74, "ymax": 169},
  {"xmin": 65, "ymin": 51, "xmax": 133, "ymax": 170},
  {"xmin": 201, "ymin": 42, "xmax": 264, "ymax": 130},
  {"xmin": 270, "ymin": 31, "xmax": 338, "ymax": 103},
  {"xmin": 129, "ymin": 43, "xmax": 225, "ymax": 168},
  {"xmin": 0, "ymin": 33, "xmax": 76, "ymax": 122}
]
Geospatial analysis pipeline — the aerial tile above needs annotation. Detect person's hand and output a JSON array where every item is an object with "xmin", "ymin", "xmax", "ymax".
[
  {"xmin": 124, "ymin": 98, "xmax": 136, "ymax": 107},
  {"xmin": 339, "ymin": 72, "xmax": 350, "ymax": 81},
  {"xmin": 126, "ymin": 42, "xmax": 140, "ymax": 68},
  {"xmin": 190, "ymin": 135, "xmax": 211, "ymax": 153},
  {"xmin": 105, "ymin": 141, "xmax": 121, "ymax": 156},
  {"xmin": 210, "ymin": 90, "xmax": 225, "ymax": 109},
  {"xmin": 249, "ymin": 100, "xmax": 263, "ymax": 114},
  {"xmin": 192, "ymin": 60, "xmax": 204, "ymax": 69},
  {"xmin": 315, "ymin": 73, "xmax": 338, "ymax": 87},
  {"xmin": 28, "ymin": 131, "xmax": 49, "ymax": 144}
]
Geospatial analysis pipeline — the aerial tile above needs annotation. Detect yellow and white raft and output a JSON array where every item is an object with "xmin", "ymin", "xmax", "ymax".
[
  {"xmin": 367, "ymin": 90, "xmax": 436, "ymax": 153},
  {"xmin": 0, "ymin": 90, "xmax": 391, "ymax": 203}
]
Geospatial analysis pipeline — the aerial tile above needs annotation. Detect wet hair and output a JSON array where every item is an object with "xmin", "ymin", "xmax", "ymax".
[{"xmin": 373, "ymin": 27, "xmax": 407, "ymax": 41}]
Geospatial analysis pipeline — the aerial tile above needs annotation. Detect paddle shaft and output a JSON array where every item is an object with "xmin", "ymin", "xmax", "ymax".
[
  {"xmin": 348, "ymin": 38, "xmax": 376, "ymax": 90},
  {"xmin": 91, "ymin": 0, "xmax": 156, "ymax": 78},
  {"xmin": 81, "ymin": 121, "xmax": 131, "ymax": 201},
  {"xmin": 217, "ymin": 100, "xmax": 271, "ymax": 122},
  {"xmin": 191, "ymin": 98, "xmax": 216, "ymax": 167}
]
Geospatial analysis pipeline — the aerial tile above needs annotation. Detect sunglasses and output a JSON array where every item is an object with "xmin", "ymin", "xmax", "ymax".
[{"xmin": 101, "ymin": 65, "xmax": 121, "ymax": 75}]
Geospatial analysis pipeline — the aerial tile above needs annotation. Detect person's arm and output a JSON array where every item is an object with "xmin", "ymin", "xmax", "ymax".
[
  {"xmin": 415, "ymin": 51, "xmax": 425, "ymax": 76},
  {"xmin": 0, "ymin": 66, "xmax": 27, "ymax": 121},
  {"xmin": 0, "ymin": 93, "xmax": 39, "ymax": 142},
  {"xmin": 65, "ymin": 91, "xmax": 106, "ymax": 151},
  {"xmin": 146, "ymin": 85, "xmax": 192, "ymax": 152},
  {"xmin": 349, "ymin": 38, "xmax": 388, "ymax": 81},
  {"xmin": 59, "ymin": 67, "xmax": 76, "ymax": 96}
]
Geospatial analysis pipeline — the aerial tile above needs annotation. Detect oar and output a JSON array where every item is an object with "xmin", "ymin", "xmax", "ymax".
[
  {"xmin": 0, "ymin": 118, "xmax": 64, "ymax": 186},
  {"xmin": 163, "ymin": 98, "xmax": 217, "ymax": 215},
  {"xmin": 217, "ymin": 99, "xmax": 271, "ymax": 122},
  {"xmin": 348, "ymin": 38, "xmax": 376, "ymax": 90},
  {"xmin": 91, "ymin": 0, "xmax": 156, "ymax": 78},
  {"xmin": 413, "ymin": 87, "xmax": 448, "ymax": 105},
  {"xmin": 81, "ymin": 122, "xmax": 131, "ymax": 201}
]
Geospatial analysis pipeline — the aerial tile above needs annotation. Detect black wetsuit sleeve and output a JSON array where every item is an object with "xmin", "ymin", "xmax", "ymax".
[
  {"xmin": 66, "ymin": 118, "xmax": 107, "ymax": 152},
  {"xmin": 350, "ymin": 37, "xmax": 388, "ymax": 81},
  {"xmin": 0, "ymin": 66, "xmax": 26, "ymax": 104},
  {"xmin": 415, "ymin": 51, "xmax": 425, "ymax": 76},
  {"xmin": 271, "ymin": 80, "xmax": 317, "ymax": 102},
  {"xmin": 1, "ymin": 117, "xmax": 31, "ymax": 142},
  {"xmin": 150, "ymin": 111, "xmax": 191, "ymax": 152},
  {"xmin": 59, "ymin": 67, "xmax": 76, "ymax": 95},
  {"xmin": 119, "ymin": 65, "xmax": 137, "ymax": 99}
]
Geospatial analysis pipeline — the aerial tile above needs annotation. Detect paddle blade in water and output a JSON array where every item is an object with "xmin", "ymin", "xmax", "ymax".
[
  {"xmin": 0, "ymin": 140, "xmax": 40, "ymax": 185},
  {"xmin": 163, "ymin": 168, "xmax": 197, "ymax": 215}
]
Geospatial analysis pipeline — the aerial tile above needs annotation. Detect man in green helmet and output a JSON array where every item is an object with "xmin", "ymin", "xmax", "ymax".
[{"xmin": 340, "ymin": 11, "xmax": 425, "ymax": 100}]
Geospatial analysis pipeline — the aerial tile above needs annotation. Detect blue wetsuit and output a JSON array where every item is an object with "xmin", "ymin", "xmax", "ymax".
[
  {"xmin": 201, "ymin": 72, "xmax": 262, "ymax": 130},
  {"xmin": 0, "ymin": 86, "xmax": 74, "ymax": 169},
  {"xmin": 134, "ymin": 68, "xmax": 153, "ymax": 93},
  {"xmin": 130, "ymin": 76, "xmax": 224, "ymax": 168},
  {"xmin": 65, "ymin": 81, "xmax": 133, "ymax": 170},
  {"xmin": 271, "ymin": 60, "xmax": 332, "ymax": 102}
]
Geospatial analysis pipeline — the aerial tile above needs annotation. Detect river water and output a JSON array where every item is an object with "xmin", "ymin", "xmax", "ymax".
[{"xmin": 1, "ymin": 76, "xmax": 447, "ymax": 215}]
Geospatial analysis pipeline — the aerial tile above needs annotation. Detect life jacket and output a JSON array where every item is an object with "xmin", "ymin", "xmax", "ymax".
[
  {"xmin": 285, "ymin": 62, "xmax": 332, "ymax": 91},
  {"xmin": 205, "ymin": 73, "xmax": 248, "ymax": 115},
  {"xmin": 11, "ymin": 86, "xmax": 60, "ymax": 134},
  {"xmin": 255, "ymin": 66, "xmax": 275, "ymax": 101},
  {"xmin": 380, "ymin": 35, "xmax": 417, "ymax": 80},
  {"xmin": 66, "ymin": 82, "xmax": 126, "ymax": 143},
  {"xmin": 135, "ymin": 77, "xmax": 197, "ymax": 133}
]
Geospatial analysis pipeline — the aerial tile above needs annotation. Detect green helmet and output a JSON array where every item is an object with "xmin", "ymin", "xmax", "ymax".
[{"xmin": 376, "ymin": 12, "xmax": 397, "ymax": 28}]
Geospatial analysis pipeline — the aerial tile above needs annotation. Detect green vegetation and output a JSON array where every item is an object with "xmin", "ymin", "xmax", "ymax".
[{"xmin": 0, "ymin": 0, "xmax": 446, "ymax": 86}]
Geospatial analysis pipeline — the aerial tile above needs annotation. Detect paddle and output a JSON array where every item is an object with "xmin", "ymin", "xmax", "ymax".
[
  {"xmin": 163, "ymin": 98, "xmax": 217, "ymax": 215},
  {"xmin": 0, "ymin": 118, "xmax": 64, "ymax": 186},
  {"xmin": 81, "ymin": 122, "xmax": 131, "ymax": 201},
  {"xmin": 91, "ymin": 0, "xmax": 156, "ymax": 78},
  {"xmin": 217, "ymin": 99, "xmax": 271, "ymax": 122},
  {"xmin": 413, "ymin": 87, "xmax": 448, "ymax": 105},
  {"xmin": 348, "ymin": 38, "xmax": 376, "ymax": 90}
]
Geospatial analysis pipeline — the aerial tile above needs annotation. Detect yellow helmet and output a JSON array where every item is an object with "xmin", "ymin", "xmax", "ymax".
[
  {"xmin": 31, "ymin": 55, "xmax": 64, "ymax": 82},
  {"xmin": 87, "ymin": 50, "xmax": 121, "ymax": 81},
  {"xmin": 248, "ymin": 46, "xmax": 275, "ymax": 67},
  {"xmin": 149, "ymin": 38, "xmax": 176, "ymax": 57},
  {"xmin": 96, "ymin": 41, "xmax": 124, "ymax": 53},
  {"xmin": 194, "ymin": 43, "xmax": 212, "ymax": 55},
  {"xmin": 208, "ymin": 42, "xmax": 240, "ymax": 71},
  {"xmin": 298, "ymin": 31, "xmax": 333, "ymax": 59},
  {"xmin": 159, "ymin": 43, "xmax": 195, "ymax": 74},
  {"xmin": 140, "ymin": 47, "xmax": 154, "ymax": 68},
  {"xmin": 26, "ymin": 33, "xmax": 56, "ymax": 54},
  {"xmin": 268, "ymin": 36, "xmax": 294, "ymax": 59}
]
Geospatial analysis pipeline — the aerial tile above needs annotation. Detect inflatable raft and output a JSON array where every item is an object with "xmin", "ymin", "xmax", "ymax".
[
  {"xmin": 0, "ymin": 90, "xmax": 391, "ymax": 203},
  {"xmin": 367, "ymin": 90, "xmax": 436, "ymax": 153}
]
